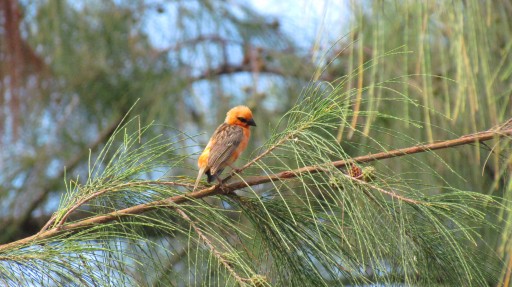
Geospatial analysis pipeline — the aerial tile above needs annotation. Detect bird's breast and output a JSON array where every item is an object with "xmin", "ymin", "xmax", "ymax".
[
  {"xmin": 238, "ymin": 128, "xmax": 250, "ymax": 153},
  {"xmin": 229, "ymin": 127, "xmax": 250, "ymax": 163}
]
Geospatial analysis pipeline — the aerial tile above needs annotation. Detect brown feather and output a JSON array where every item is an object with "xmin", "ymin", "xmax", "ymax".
[{"xmin": 207, "ymin": 123, "xmax": 243, "ymax": 177}]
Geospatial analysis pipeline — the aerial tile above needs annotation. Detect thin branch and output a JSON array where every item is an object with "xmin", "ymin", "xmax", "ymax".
[
  {"xmin": 0, "ymin": 127, "xmax": 510, "ymax": 252},
  {"xmin": 40, "ymin": 180, "xmax": 196, "ymax": 232},
  {"xmin": 340, "ymin": 173, "xmax": 422, "ymax": 205},
  {"xmin": 154, "ymin": 35, "xmax": 241, "ymax": 55},
  {"xmin": 192, "ymin": 63, "xmax": 287, "ymax": 82},
  {"xmin": 44, "ymin": 185, "xmax": 131, "ymax": 232},
  {"xmin": 175, "ymin": 208, "xmax": 249, "ymax": 286},
  {"xmin": 202, "ymin": 133, "xmax": 294, "ymax": 190},
  {"xmin": 0, "ymin": 115, "xmax": 126, "ymax": 244}
]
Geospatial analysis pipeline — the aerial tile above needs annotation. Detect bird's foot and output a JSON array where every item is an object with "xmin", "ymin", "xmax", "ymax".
[
  {"xmin": 215, "ymin": 177, "xmax": 234, "ymax": 194},
  {"xmin": 228, "ymin": 164, "xmax": 242, "ymax": 174},
  {"xmin": 215, "ymin": 176, "xmax": 227, "ymax": 192}
]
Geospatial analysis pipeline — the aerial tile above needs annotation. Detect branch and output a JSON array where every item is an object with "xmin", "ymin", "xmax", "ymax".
[
  {"xmin": 154, "ymin": 35, "xmax": 241, "ymax": 56},
  {"xmin": 40, "ymin": 181, "xmax": 194, "ymax": 232},
  {"xmin": 0, "ymin": 127, "xmax": 510, "ymax": 252},
  {"xmin": 192, "ymin": 63, "xmax": 287, "ymax": 82},
  {"xmin": 340, "ymin": 172, "xmax": 422, "ymax": 205},
  {"xmin": 4, "ymin": 115, "xmax": 124, "ymax": 241},
  {"xmin": 175, "ymin": 208, "xmax": 249, "ymax": 286},
  {"xmin": 204, "ymin": 132, "xmax": 294, "ymax": 190}
]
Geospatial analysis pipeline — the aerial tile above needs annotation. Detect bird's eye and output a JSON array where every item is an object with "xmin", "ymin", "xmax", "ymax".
[{"xmin": 237, "ymin": 117, "xmax": 248, "ymax": 123}]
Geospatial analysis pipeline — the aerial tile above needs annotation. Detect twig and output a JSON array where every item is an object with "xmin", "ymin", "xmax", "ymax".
[
  {"xmin": 0, "ymin": 127, "xmax": 510, "ymax": 252},
  {"xmin": 155, "ymin": 35, "xmax": 240, "ymax": 55},
  {"xmin": 192, "ymin": 64, "xmax": 287, "ymax": 82},
  {"xmin": 341, "ymin": 173, "xmax": 422, "ymax": 205},
  {"xmin": 175, "ymin": 208, "xmax": 249, "ymax": 286},
  {"xmin": 40, "ymin": 180, "xmax": 195, "ymax": 233},
  {"xmin": 220, "ymin": 134, "xmax": 294, "ymax": 186}
]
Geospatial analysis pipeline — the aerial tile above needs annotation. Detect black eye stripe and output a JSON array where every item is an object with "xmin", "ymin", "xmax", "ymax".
[{"xmin": 237, "ymin": 117, "xmax": 248, "ymax": 123}]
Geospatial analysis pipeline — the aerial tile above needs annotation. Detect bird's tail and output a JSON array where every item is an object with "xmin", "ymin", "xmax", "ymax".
[{"xmin": 193, "ymin": 167, "xmax": 206, "ymax": 192}]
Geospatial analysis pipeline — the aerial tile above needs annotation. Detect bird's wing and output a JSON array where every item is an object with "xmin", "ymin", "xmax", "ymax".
[{"xmin": 207, "ymin": 123, "xmax": 244, "ymax": 175}]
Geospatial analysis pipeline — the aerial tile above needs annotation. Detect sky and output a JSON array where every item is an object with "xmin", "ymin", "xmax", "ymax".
[
  {"xmin": 145, "ymin": 0, "xmax": 351, "ymax": 58},
  {"xmin": 247, "ymin": 0, "xmax": 351, "ymax": 52}
]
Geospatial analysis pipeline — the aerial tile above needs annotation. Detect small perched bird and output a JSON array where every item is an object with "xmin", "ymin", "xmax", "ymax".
[{"xmin": 193, "ymin": 106, "xmax": 256, "ymax": 191}]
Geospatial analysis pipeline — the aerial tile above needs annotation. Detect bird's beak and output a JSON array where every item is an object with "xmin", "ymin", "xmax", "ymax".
[{"xmin": 247, "ymin": 118, "xmax": 257, "ymax": 127}]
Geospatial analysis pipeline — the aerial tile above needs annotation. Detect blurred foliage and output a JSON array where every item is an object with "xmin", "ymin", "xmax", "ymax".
[{"xmin": 0, "ymin": 0, "xmax": 512, "ymax": 286}]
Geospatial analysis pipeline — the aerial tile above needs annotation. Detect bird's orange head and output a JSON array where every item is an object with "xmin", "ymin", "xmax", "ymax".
[{"xmin": 225, "ymin": 106, "xmax": 257, "ymax": 128}]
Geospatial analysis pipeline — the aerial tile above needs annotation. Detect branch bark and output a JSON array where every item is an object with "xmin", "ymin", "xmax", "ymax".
[
  {"xmin": 0, "ymin": 127, "xmax": 510, "ymax": 252},
  {"xmin": 175, "ymin": 208, "xmax": 249, "ymax": 285}
]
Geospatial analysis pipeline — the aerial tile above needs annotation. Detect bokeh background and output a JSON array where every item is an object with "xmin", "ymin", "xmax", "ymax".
[{"xmin": 1, "ymin": 0, "xmax": 512, "ymax": 285}]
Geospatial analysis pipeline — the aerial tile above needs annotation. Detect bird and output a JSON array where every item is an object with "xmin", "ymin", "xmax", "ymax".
[{"xmin": 193, "ymin": 106, "xmax": 256, "ymax": 191}]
